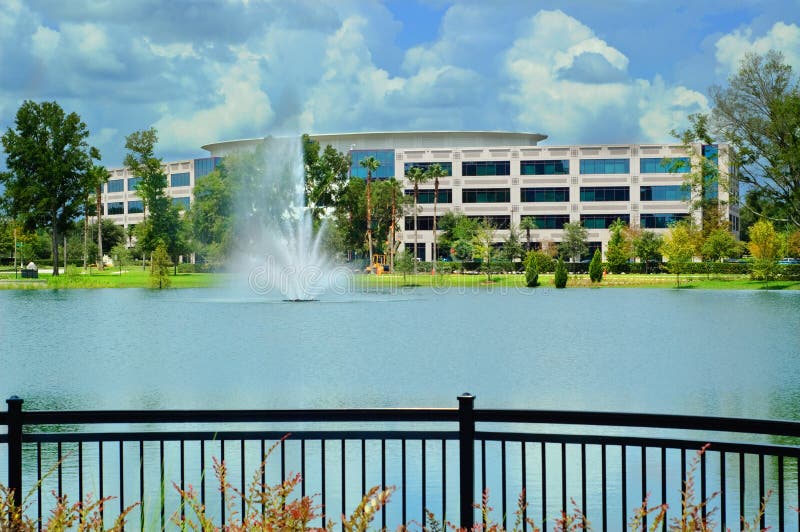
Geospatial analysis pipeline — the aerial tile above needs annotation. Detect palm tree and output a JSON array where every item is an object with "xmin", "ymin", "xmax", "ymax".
[
  {"xmin": 359, "ymin": 156, "xmax": 380, "ymax": 269},
  {"xmin": 520, "ymin": 216, "xmax": 537, "ymax": 252},
  {"xmin": 89, "ymin": 165, "xmax": 110, "ymax": 270},
  {"xmin": 386, "ymin": 177, "xmax": 402, "ymax": 273},
  {"xmin": 425, "ymin": 164, "xmax": 447, "ymax": 268},
  {"xmin": 405, "ymin": 166, "xmax": 430, "ymax": 274}
]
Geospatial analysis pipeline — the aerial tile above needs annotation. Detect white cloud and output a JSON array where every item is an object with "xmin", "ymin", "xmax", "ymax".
[
  {"xmin": 31, "ymin": 25, "xmax": 60, "ymax": 60},
  {"xmin": 503, "ymin": 10, "xmax": 707, "ymax": 143},
  {"xmin": 715, "ymin": 21, "xmax": 800, "ymax": 74}
]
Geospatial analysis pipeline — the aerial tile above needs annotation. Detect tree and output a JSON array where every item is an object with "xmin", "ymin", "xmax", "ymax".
[
  {"xmin": 501, "ymin": 224, "xmax": 524, "ymax": 263},
  {"xmin": 708, "ymin": 51, "xmax": 800, "ymax": 228},
  {"xmin": 787, "ymin": 230, "xmax": 800, "ymax": 257},
  {"xmin": 425, "ymin": 163, "xmax": 447, "ymax": 262},
  {"xmin": 188, "ymin": 167, "xmax": 234, "ymax": 268},
  {"xmin": 0, "ymin": 100, "xmax": 98, "ymax": 275},
  {"xmin": 438, "ymin": 212, "xmax": 478, "ymax": 261},
  {"xmin": 472, "ymin": 220, "xmax": 496, "ymax": 282},
  {"xmin": 405, "ymin": 165, "xmax": 429, "ymax": 273},
  {"xmin": 525, "ymin": 251, "xmax": 539, "ymax": 287},
  {"xmin": 630, "ymin": 229, "xmax": 663, "ymax": 273},
  {"xmin": 606, "ymin": 218, "xmax": 630, "ymax": 273},
  {"xmin": 701, "ymin": 228, "xmax": 738, "ymax": 262},
  {"xmin": 661, "ymin": 221, "xmax": 697, "ymax": 287},
  {"xmin": 110, "ymin": 243, "xmax": 130, "ymax": 275},
  {"xmin": 520, "ymin": 217, "xmax": 537, "ymax": 251},
  {"xmin": 359, "ymin": 156, "xmax": 381, "ymax": 269},
  {"xmin": 394, "ymin": 250, "xmax": 414, "ymax": 283},
  {"xmin": 554, "ymin": 257, "xmax": 568, "ymax": 288},
  {"xmin": 149, "ymin": 242, "xmax": 171, "ymax": 289},
  {"xmin": 303, "ymin": 136, "xmax": 350, "ymax": 226},
  {"xmin": 559, "ymin": 222, "xmax": 588, "ymax": 262},
  {"xmin": 588, "ymin": 249, "xmax": 603, "ymax": 283},
  {"xmin": 87, "ymin": 165, "xmax": 110, "ymax": 270},
  {"xmin": 748, "ymin": 219, "xmax": 780, "ymax": 281}
]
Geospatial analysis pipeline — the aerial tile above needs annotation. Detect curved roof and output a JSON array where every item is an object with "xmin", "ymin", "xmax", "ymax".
[{"xmin": 201, "ymin": 130, "xmax": 547, "ymax": 157}]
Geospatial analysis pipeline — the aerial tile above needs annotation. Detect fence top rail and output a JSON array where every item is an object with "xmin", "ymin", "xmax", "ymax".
[
  {"xmin": 477, "ymin": 409, "xmax": 800, "ymax": 438},
  {"xmin": 17, "ymin": 407, "xmax": 459, "ymax": 426}
]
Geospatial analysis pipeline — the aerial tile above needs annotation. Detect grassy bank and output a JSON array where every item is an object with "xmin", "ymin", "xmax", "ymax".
[{"xmin": 0, "ymin": 268, "xmax": 223, "ymax": 289}]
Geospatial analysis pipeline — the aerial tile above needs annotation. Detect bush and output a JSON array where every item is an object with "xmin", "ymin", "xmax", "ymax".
[
  {"xmin": 529, "ymin": 251, "xmax": 556, "ymax": 273},
  {"xmin": 588, "ymin": 249, "xmax": 603, "ymax": 283},
  {"xmin": 525, "ymin": 252, "xmax": 539, "ymax": 287},
  {"xmin": 176, "ymin": 262, "xmax": 196, "ymax": 273},
  {"xmin": 554, "ymin": 257, "xmax": 568, "ymax": 288}
]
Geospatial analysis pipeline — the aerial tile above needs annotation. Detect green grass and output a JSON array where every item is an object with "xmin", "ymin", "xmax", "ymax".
[{"xmin": 0, "ymin": 267, "xmax": 224, "ymax": 289}]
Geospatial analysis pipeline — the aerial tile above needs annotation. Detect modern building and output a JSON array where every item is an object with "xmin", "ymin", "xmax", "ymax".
[{"xmin": 105, "ymin": 131, "xmax": 739, "ymax": 260}]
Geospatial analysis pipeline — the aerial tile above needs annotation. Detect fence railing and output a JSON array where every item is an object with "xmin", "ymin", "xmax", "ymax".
[{"xmin": 3, "ymin": 394, "xmax": 800, "ymax": 531}]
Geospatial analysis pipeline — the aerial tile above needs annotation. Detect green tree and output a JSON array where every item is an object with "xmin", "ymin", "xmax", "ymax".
[
  {"xmin": 472, "ymin": 220, "xmax": 496, "ymax": 282},
  {"xmin": 627, "ymin": 227, "xmax": 663, "ymax": 273},
  {"xmin": 188, "ymin": 167, "xmax": 233, "ymax": 268},
  {"xmin": 606, "ymin": 218, "xmax": 630, "ymax": 273},
  {"xmin": 438, "ymin": 212, "xmax": 479, "ymax": 261},
  {"xmin": 748, "ymin": 219, "xmax": 780, "ymax": 282},
  {"xmin": 709, "ymin": 51, "xmax": 800, "ymax": 228},
  {"xmin": 394, "ymin": 250, "xmax": 414, "ymax": 283},
  {"xmin": 588, "ymin": 249, "xmax": 603, "ymax": 283},
  {"xmin": 303, "ymin": 136, "xmax": 350, "ymax": 226},
  {"xmin": 525, "ymin": 250, "xmax": 539, "ymax": 287},
  {"xmin": 87, "ymin": 165, "xmax": 110, "ymax": 270},
  {"xmin": 359, "ymin": 156, "xmax": 381, "ymax": 269},
  {"xmin": 110, "ymin": 243, "xmax": 130, "ymax": 275},
  {"xmin": 554, "ymin": 257, "xmax": 568, "ymax": 288},
  {"xmin": 424, "ymin": 163, "xmax": 447, "ymax": 261},
  {"xmin": 701, "ymin": 227, "xmax": 738, "ymax": 262},
  {"xmin": 405, "ymin": 165, "xmax": 430, "ymax": 273},
  {"xmin": 149, "ymin": 242, "xmax": 171, "ymax": 288},
  {"xmin": 661, "ymin": 221, "xmax": 697, "ymax": 287},
  {"xmin": 520, "ymin": 217, "xmax": 537, "ymax": 251},
  {"xmin": 0, "ymin": 100, "xmax": 99, "ymax": 275},
  {"xmin": 559, "ymin": 222, "xmax": 588, "ymax": 262},
  {"xmin": 501, "ymin": 224, "xmax": 524, "ymax": 263}
]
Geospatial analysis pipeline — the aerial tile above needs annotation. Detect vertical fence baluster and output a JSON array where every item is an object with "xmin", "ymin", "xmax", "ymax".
[
  {"xmin": 200, "ymin": 440, "xmax": 206, "ymax": 508},
  {"xmin": 262, "ymin": 439, "xmax": 267, "ymax": 517},
  {"xmin": 758, "ymin": 454, "xmax": 765, "ymax": 531},
  {"xmin": 719, "ymin": 451, "xmax": 725, "ymax": 531},
  {"xmin": 160, "ymin": 440, "xmax": 165, "ymax": 531},
  {"xmin": 561, "ymin": 443, "xmax": 567, "ymax": 515},
  {"xmin": 299, "ymin": 439, "xmax": 304, "ymax": 498},
  {"xmin": 78, "ymin": 441, "xmax": 84, "ymax": 511},
  {"xmin": 402, "ymin": 438, "xmax": 407, "ymax": 526},
  {"xmin": 6, "ymin": 397, "xmax": 23, "ymax": 512},
  {"xmin": 220, "ymin": 440, "xmax": 225, "ymax": 524},
  {"xmin": 601, "ymin": 444, "xmax": 607, "ymax": 532},
  {"xmin": 581, "ymin": 443, "xmax": 586, "ymax": 528},
  {"xmin": 641, "ymin": 446, "xmax": 647, "ymax": 529},
  {"xmin": 442, "ymin": 439, "xmax": 447, "ymax": 525},
  {"xmin": 739, "ymin": 453, "xmax": 745, "ymax": 524},
  {"xmin": 700, "ymin": 448, "xmax": 706, "ymax": 521},
  {"xmin": 779, "ymin": 455, "xmax": 784, "ymax": 532},
  {"xmin": 99, "ymin": 442, "xmax": 104, "ymax": 526},
  {"xmin": 621, "ymin": 445, "xmax": 627, "ymax": 529},
  {"xmin": 119, "ymin": 441, "xmax": 124, "ymax": 519},
  {"xmin": 58, "ymin": 441, "xmax": 63, "ymax": 498},
  {"xmin": 458, "ymin": 393, "xmax": 476, "ymax": 530},
  {"xmin": 521, "ymin": 442, "xmax": 527, "ymax": 532},
  {"xmin": 481, "ymin": 439, "xmax": 486, "ymax": 526},
  {"xmin": 37, "ymin": 442, "xmax": 42, "ymax": 530},
  {"xmin": 241, "ymin": 440, "xmax": 246, "ymax": 522},
  {"xmin": 381, "ymin": 439, "xmax": 386, "ymax": 530},
  {"xmin": 422, "ymin": 439, "xmax": 427, "ymax": 529},
  {"xmin": 341, "ymin": 439, "xmax": 346, "ymax": 532},
  {"xmin": 661, "ymin": 447, "xmax": 667, "ymax": 532},
  {"xmin": 139, "ymin": 440, "xmax": 144, "ymax": 531},
  {"xmin": 361, "ymin": 439, "xmax": 366, "ymax": 501},
  {"xmin": 541, "ymin": 443, "xmax": 547, "ymax": 529},
  {"xmin": 180, "ymin": 440, "xmax": 185, "ymax": 523},
  {"xmin": 321, "ymin": 440, "xmax": 326, "ymax": 529},
  {"xmin": 501, "ymin": 440, "xmax": 507, "ymax": 530}
]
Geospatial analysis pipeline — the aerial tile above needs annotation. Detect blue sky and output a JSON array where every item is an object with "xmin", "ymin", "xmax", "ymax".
[{"xmin": 1, "ymin": 0, "xmax": 798, "ymax": 167}]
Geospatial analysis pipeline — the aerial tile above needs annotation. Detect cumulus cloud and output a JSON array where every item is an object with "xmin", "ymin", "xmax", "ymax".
[
  {"xmin": 503, "ymin": 10, "xmax": 707, "ymax": 143},
  {"xmin": 715, "ymin": 21, "xmax": 800, "ymax": 74}
]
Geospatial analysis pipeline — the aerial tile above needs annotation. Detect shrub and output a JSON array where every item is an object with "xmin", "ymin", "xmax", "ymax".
[
  {"xmin": 554, "ymin": 257, "xmax": 568, "ymax": 288},
  {"xmin": 176, "ymin": 262, "xmax": 196, "ymax": 273},
  {"xmin": 149, "ymin": 243, "xmax": 171, "ymax": 289},
  {"xmin": 525, "ymin": 251, "xmax": 539, "ymax": 287},
  {"xmin": 588, "ymin": 249, "xmax": 603, "ymax": 283}
]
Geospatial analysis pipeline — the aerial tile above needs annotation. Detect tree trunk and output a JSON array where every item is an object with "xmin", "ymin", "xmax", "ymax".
[
  {"xmin": 83, "ymin": 206, "xmax": 88, "ymax": 270},
  {"xmin": 526, "ymin": 228, "xmax": 531, "ymax": 251},
  {"xmin": 51, "ymin": 212, "xmax": 59, "ymax": 276},
  {"xmin": 433, "ymin": 177, "xmax": 439, "ymax": 266},
  {"xmin": 96, "ymin": 183, "xmax": 104, "ymax": 271},
  {"xmin": 366, "ymin": 172, "xmax": 373, "ymax": 270},
  {"xmin": 413, "ymin": 184, "xmax": 419, "ymax": 275},
  {"xmin": 389, "ymin": 187, "xmax": 396, "ymax": 272}
]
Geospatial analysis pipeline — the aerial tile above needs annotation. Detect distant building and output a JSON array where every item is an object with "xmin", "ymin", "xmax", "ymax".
[{"xmin": 104, "ymin": 131, "xmax": 739, "ymax": 260}]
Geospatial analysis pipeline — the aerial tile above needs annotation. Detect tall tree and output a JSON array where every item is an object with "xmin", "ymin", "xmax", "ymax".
[
  {"xmin": 303, "ymin": 135, "xmax": 350, "ymax": 226},
  {"xmin": 708, "ymin": 51, "xmax": 800, "ymax": 228},
  {"xmin": 472, "ymin": 220, "xmax": 496, "ymax": 282},
  {"xmin": 0, "ymin": 100, "xmax": 98, "ymax": 275},
  {"xmin": 559, "ymin": 222, "xmax": 588, "ymax": 262},
  {"xmin": 405, "ymin": 165, "xmax": 430, "ymax": 273},
  {"xmin": 627, "ymin": 227, "xmax": 663, "ymax": 273},
  {"xmin": 748, "ymin": 219, "xmax": 781, "ymax": 281},
  {"xmin": 520, "ymin": 217, "xmax": 537, "ymax": 251},
  {"xmin": 661, "ymin": 221, "xmax": 697, "ymax": 287},
  {"xmin": 359, "ymin": 156, "xmax": 380, "ymax": 269},
  {"xmin": 425, "ymin": 163, "xmax": 447, "ymax": 263},
  {"xmin": 87, "ymin": 165, "xmax": 110, "ymax": 270},
  {"xmin": 606, "ymin": 218, "xmax": 630, "ymax": 273}
]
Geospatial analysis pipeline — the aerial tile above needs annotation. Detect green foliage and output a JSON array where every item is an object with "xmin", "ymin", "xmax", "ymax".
[
  {"xmin": 0, "ymin": 100, "xmax": 99, "ymax": 275},
  {"xmin": 629, "ymin": 228, "xmax": 663, "ymax": 273},
  {"xmin": 472, "ymin": 220, "xmax": 496, "ymax": 281},
  {"xmin": 501, "ymin": 224, "xmax": 525, "ymax": 262},
  {"xmin": 149, "ymin": 242, "xmax": 171, "ymax": 289},
  {"xmin": 187, "ymin": 167, "xmax": 233, "ymax": 268},
  {"xmin": 527, "ymin": 251, "xmax": 555, "ymax": 273},
  {"xmin": 661, "ymin": 221, "xmax": 697, "ymax": 286},
  {"xmin": 588, "ymin": 249, "xmax": 603, "ymax": 283},
  {"xmin": 109, "ymin": 244, "xmax": 130, "ymax": 272},
  {"xmin": 606, "ymin": 218, "xmax": 630, "ymax": 273},
  {"xmin": 525, "ymin": 251, "xmax": 540, "ymax": 287},
  {"xmin": 519, "ymin": 216, "xmax": 537, "ymax": 251},
  {"xmin": 701, "ymin": 228, "xmax": 738, "ymax": 262},
  {"xmin": 559, "ymin": 222, "xmax": 588, "ymax": 262},
  {"xmin": 554, "ymin": 257, "xmax": 568, "ymax": 288},
  {"xmin": 438, "ymin": 212, "xmax": 479, "ymax": 261},
  {"xmin": 748, "ymin": 219, "xmax": 780, "ymax": 281},
  {"xmin": 394, "ymin": 250, "xmax": 414, "ymax": 281},
  {"xmin": 303, "ymin": 135, "xmax": 350, "ymax": 226}
]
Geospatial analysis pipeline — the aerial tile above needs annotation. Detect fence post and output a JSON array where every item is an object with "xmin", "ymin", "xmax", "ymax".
[
  {"xmin": 458, "ymin": 393, "xmax": 475, "ymax": 529},
  {"xmin": 6, "ymin": 396, "xmax": 23, "ymax": 509}
]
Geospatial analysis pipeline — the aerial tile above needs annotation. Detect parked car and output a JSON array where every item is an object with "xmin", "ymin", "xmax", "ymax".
[{"xmin": 778, "ymin": 258, "xmax": 800, "ymax": 265}]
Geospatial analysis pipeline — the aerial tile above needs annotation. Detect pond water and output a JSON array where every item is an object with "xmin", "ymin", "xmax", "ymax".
[{"xmin": 1, "ymin": 284, "xmax": 798, "ymax": 418}]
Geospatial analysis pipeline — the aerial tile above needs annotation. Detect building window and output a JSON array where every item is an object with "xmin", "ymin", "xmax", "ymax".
[
  {"xmin": 127, "ymin": 177, "xmax": 141, "ymax": 191},
  {"xmin": 520, "ymin": 160, "xmax": 569, "ymax": 175},
  {"xmin": 107, "ymin": 202, "xmax": 124, "ymax": 215},
  {"xmin": 579, "ymin": 159, "xmax": 630, "ymax": 174},
  {"xmin": 404, "ymin": 242, "xmax": 425, "ymax": 261},
  {"xmin": 350, "ymin": 150, "xmax": 395, "ymax": 179},
  {"xmin": 171, "ymin": 172, "xmax": 190, "ymax": 187},
  {"xmin": 640, "ymin": 213, "xmax": 689, "ymax": 228},
  {"xmin": 580, "ymin": 186, "xmax": 630, "ymax": 201},
  {"xmin": 404, "ymin": 189, "xmax": 452, "ymax": 204},
  {"xmin": 521, "ymin": 215, "xmax": 570, "ymax": 229},
  {"xmin": 640, "ymin": 157, "xmax": 690, "ymax": 173},
  {"xmin": 580, "ymin": 214, "xmax": 629, "ymax": 229},
  {"xmin": 107, "ymin": 179, "xmax": 124, "ymax": 193},
  {"xmin": 520, "ymin": 187, "xmax": 570, "ymax": 202},
  {"xmin": 194, "ymin": 157, "xmax": 221, "ymax": 179},
  {"xmin": 404, "ymin": 215, "xmax": 439, "ymax": 231},
  {"xmin": 404, "ymin": 162, "xmax": 452, "ymax": 176},
  {"xmin": 585, "ymin": 242, "xmax": 602, "ymax": 261},
  {"xmin": 462, "ymin": 188, "xmax": 510, "ymax": 203},
  {"xmin": 127, "ymin": 201, "xmax": 144, "ymax": 214},
  {"xmin": 462, "ymin": 161, "xmax": 510, "ymax": 176},
  {"xmin": 467, "ymin": 215, "xmax": 510, "ymax": 229},
  {"xmin": 640, "ymin": 185, "xmax": 689, "ymax": 201},
  {"xmin": 172, "ymin": 197, "xmax": 190, "ymax": 209}
]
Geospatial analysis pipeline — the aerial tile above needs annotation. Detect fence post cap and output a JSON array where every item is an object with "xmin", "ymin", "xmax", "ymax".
[
  {"xmin": 457, "ymin": 393, "xmax": 475, "ymax": 401},
  {"xmin": 6, "ymin": 395, "xmax": 23, "ymax": 404}
]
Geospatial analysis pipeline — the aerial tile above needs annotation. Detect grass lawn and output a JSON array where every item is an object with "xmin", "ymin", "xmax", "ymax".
[{"xmin": 0, "ymin": 267, "xmax": 224, "ymax": 289}]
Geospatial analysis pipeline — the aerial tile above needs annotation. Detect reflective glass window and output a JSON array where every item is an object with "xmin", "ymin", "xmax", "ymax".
[
  {"xmin": 172, "ymin": 196, "xmax": 190, "ymax": 209},
  {"xmin": 640, "ymin": 213, "xmax": 689, "ymax": 228},
  {"xmin": 639, "ymin": 157, "xmax": 690, "ymax": 173},
  {"xmin": 127, "ymin": 177, "xmax": 141, "ymax": 191},
  {"xmin": 107, "ymin": 179, "xmax": 124, "ymax": 193},
  {"xmin": 403, "ymin": 162, "xmax": 452, "ymax": 176},
  {"xmin": 127, "ymin": 201, "xmax": 144, "ymax": 214},
  {"xmin": 350, "ymin": 150, "xmax": 395, "ymax": 179},
  {"xmin": 520, "ymin": 160, "xmax": 569, "ymax": 175},
  {"xmin": 580, "ymin": 214, "xmax": 630, "ymax": 229},
  {"xmin": 467, "ymin": 215, "xmax": 510, "ymax": 229},
  {"xmin": 404, "ymin": 189, "xmax": 452, "ymax": 204},
  {"xmin": 520, "ymin": 187, "xmax": 569, "ymax": 202},
  {"xmin": 640, "ymin": 185, "xmax": 690, "ymax": 201},
  {"xmin": 579, "ymin": 159, "xmax": 630, "ymax": 174},
  {"xmin": 521, "ymin": 215, "xmax": 570, "ymax": 229},
  {"xmin": 107, "ymin": 202, "xmax": 124, "ymax": 215},
  {"xmin": 580, "ymin": 187, "xmax": 630, "ymax": 201},
  {"xmin": 171, "ymin": 172, "xmax": 190, "ymax": 187},
  {"xmin": 462, "ymin": 161, "xmax": 510, "ymax": 176},
  {"xmin": 462, "ymin": 188, "xmax": 510, "ymax": 203}
]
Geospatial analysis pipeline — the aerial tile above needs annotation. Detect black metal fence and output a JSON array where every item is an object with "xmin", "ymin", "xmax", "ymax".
[{"xmin": 3, "ymin": 394, "xmax": 800, "ymax": 531}]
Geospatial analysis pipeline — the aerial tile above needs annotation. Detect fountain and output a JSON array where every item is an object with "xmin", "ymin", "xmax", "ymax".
[{"xmin": 235, "ymin": 136, "xmax": 337, "ymax": 301}]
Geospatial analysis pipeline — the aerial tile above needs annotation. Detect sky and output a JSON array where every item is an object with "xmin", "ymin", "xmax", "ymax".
[{"xmin": 1, "ymin": 0, "xmax": 799, "ymax": 168}]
